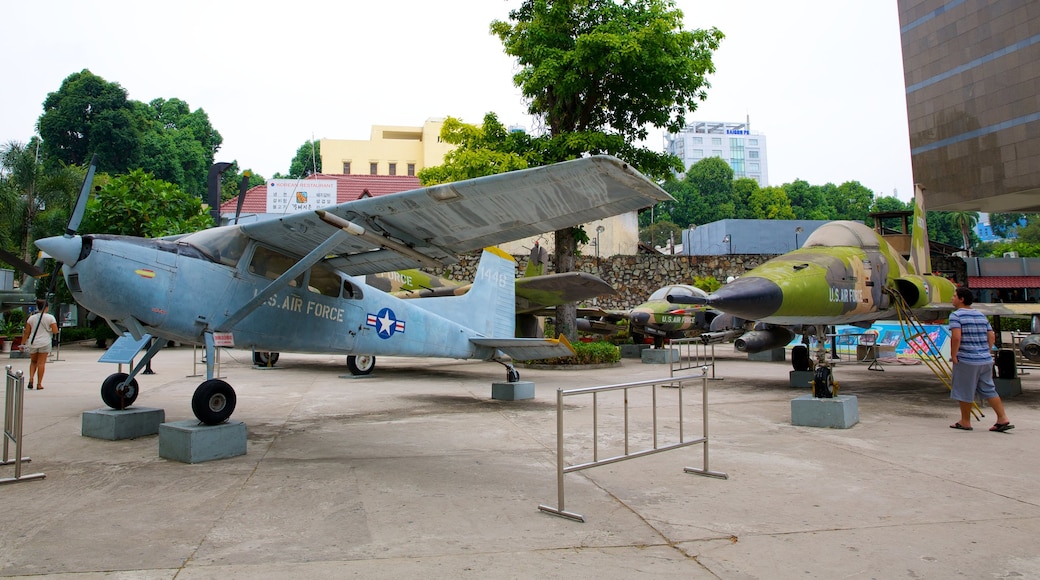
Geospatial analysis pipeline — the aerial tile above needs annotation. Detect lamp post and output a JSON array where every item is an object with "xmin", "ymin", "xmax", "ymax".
[
  {"xmin": 795, "ymin": 226, "xmax": 803, "ymax": 249},
  {"xmin": 595, "ymin": 225, "xmax": 604, "ymax": 266},
  {"xmin": 722, "ymin": 234, "xmax": 731, "ymax": 255}
]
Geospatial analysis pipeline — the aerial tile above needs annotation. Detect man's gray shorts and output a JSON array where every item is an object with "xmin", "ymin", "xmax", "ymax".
[{"xmin": 950, "ymin": 362, "xmax": 997, "ymax": 402}]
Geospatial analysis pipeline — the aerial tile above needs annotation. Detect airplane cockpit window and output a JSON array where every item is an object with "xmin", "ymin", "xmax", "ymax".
[
  {"xmin": 648, "ymin": 285, "xmax": 708, "ymax": 301},
  {"xmin": 180, "ymin": 226, "xmax": 249, "ymax": 267},
  {"xmin": 803, "ymin": 221, "xmax": 880, "ymax": 249},
  {"xmin": 307, "ymin": 263, "xmax": 342, "ymax": 296},
  {"xmin": 248, "ymin": 245, "xmax": 303, "ymax": 286},
  {"xmin": 343, "ymin": 279, "xmax": 362, "ymax": 300}
]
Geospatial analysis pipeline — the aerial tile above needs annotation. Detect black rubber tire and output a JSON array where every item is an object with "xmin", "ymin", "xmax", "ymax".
[
  {"xmin": 812, "ymin": 367, "xmax": 834, "ymax": 398},
  {"xmin": 347, "ymin": 355, "xmax": 375, "ymax": 375},
  {"xmin": 100, "ymin": 373, "xmax": 139, "ymax": 410},
  {"xmin": 792, "ymin": 345, "xmax": 811, "ymax": 372},
  {"xmin": 192, "ymin": 379, "xmax": 237, "ymax": 425},
  {"xmin": 252, "ymin": 351, "xmax": 280, "ymax": 367}
]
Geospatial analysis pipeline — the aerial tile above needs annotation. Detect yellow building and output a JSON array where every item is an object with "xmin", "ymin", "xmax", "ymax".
[
  {"xmin": 320, "ymin": 118, "xmax": 452, "ymax": 177},
  {"xmin": 320, "ymin": 117, "xmax": 644, "ymax": 257}
]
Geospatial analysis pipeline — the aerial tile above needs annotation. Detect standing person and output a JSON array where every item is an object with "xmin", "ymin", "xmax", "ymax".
[
  {"xmin": 948, "ymin": 287, "xmax": 1013, "ymax": 432},
  {"xmin": 21, "ymin": 299, "xmax": 58, "ymax": 390}
]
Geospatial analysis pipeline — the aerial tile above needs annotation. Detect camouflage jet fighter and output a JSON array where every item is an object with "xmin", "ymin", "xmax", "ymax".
[
  {"xmin": 668, "ymin": 185, "xmax": 1040, "ymax": 394},
  {"xmin": 579, "ymin": 284, "xmax": 722, "ymax": 348}
]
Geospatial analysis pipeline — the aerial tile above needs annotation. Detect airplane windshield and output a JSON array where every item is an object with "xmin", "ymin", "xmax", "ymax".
[
  {"xmin": 648, "ymin": 285, "xmax": 708, "ymax": 301},
  {"xmin": 802, "ymin": 221, "xmax": 880, "ymax": 249},
  {"xmin": 180, "ymin": 227, "xmax": 250, "ymax": 267}
]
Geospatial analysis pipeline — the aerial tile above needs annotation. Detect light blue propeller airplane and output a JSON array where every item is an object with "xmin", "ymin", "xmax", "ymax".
[{"xmin": 36, "ymin": 155, "xmax": 671, "ymax": 425}]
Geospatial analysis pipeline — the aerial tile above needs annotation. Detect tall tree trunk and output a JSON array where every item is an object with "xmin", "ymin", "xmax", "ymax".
[{"xmin": 553, "ymin": 226, "xmax": 578, "ymax": 342}]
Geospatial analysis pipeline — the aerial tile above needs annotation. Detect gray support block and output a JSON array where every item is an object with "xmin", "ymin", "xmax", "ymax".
[
  {"xmin": 619, "ymin": 344, "xmax": 650, "ymax": 359},
  {"xmin": 491, "ymin": 381, "xmax": 535, "ymax": 401},
  {"xmin": 994, "ymin": 378, "xmax": 1022, "ymax": 398},
  {"xmin": 82, "ymin": 407, "xmax": 165, "ymax": 440},
  {"xmin": 641, "ymin": 348, "xmax": 678, "ymax": 364},
  {"xmin": 749, "ymin": 348, "xmax": 786, "ymax": 362},
  {"xmin": 159, "ymin": 419, "xmax": 247, "ymax": 463},
  {"xmin": 791, "ymin": 394, "xmax": 859, "ymax": 429},
  {"xmin": 789, "ymin": 370, "xmax": 814, "ymax": 388}
]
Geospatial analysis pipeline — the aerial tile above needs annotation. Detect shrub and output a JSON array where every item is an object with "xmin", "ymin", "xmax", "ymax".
[{"xmin": 525, "ymin": 340, "xmax": 620, "ymax": 365}]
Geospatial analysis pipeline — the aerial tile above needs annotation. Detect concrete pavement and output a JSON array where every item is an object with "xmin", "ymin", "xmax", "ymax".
[{"xmin": 2, "ymin": 342, "xmax": 1040, "ymax": 578}]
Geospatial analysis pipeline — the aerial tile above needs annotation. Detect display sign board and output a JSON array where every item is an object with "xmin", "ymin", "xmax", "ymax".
[{"xmin": 266, "ymin": 179, "xmax": 337, "ymax": 214}]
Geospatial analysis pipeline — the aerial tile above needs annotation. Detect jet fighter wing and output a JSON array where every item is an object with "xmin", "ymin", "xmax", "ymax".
[
  {"xmin": 239, "ymin": 156, "xmax": 671, "ymax": 276},
  {"xmin": 514, "ymin": 272, "xmax": 616, "ymax": 314}
]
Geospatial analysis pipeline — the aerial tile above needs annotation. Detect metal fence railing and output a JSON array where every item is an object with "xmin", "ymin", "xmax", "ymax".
[{"xmin": 2, "ymin": 365, "xmax": 45, "ymax": 485}]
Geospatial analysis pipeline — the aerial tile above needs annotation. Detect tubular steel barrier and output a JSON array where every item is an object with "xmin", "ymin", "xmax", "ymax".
[
  {"xmin": 2, "ymin": 365, "xmax": 46, "ymax": 485},
  {"xmin": 538, "ymin": 367, "xmax": 727, "ymax": 522},
  {"xmin": 669, "ymin": 338, "xmax": 719, "ymax": 379}
]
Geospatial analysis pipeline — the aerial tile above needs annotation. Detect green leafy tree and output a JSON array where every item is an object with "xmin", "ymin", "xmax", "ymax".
[
  {"xmin": 418, "ymin": 115, "xmax": 532, "ymax": 185},
  {"xmin": 38, "ymin": 70, "xmax": 140, "ymax": 172},
  {"xmin": 827, "ymin": 181, "xmax": 874, "ymax": 222},
  {"xmin": 784, "ymin": 179, "xmax": 830, "ymax": 220},
  {"xmin": 639, "ymin": 219, "xmax": 681, "ymax": 247},
  {"xmin": 284, "ymin": 140, "xmax": 322, "ymax": 179},
  {"xmin": 80, "ymin": 169, "xmax": 212, "ymax": 237},
  {"xmin": 868, "ymin": 195, "xmax": 909, "ymax": 230},
  {"xmin": 660, "ymin": 177, "xmax": 706, "ymax": 227},
  {"xmin": 947, "ymin": 210, "xmax": 979, "ymax": 254},
  {"xmin": 731, "ymin": 177, "xmax": 759, "ymax": 219},
  {"xmin": 747, "ymin": 186, "xmax": 796, "ymax": 220},
  {"xmin": 135, "ymin": 98, "xmax": 222, "ymax": 197},
  {"xmin": 485, "ymin": 0, "xmax": 723, "ymax": 340},
  {"xmin": 684, "ymin": 157, "xmax": 734, "ymax": 223},
  {"xmin": 988, "ymin": 213, "xmax": 1026, "ymax": 238}
]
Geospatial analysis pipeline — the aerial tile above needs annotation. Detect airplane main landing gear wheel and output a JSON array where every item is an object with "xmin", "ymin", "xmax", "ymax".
[
  {"xmin": 812, "ymin": 367, "xmax": 835, "ymax": 398},
  {"xmin": 252, "ymin": 351, "xmax": 280, "ymax": 367},
  {"xmin": 347, "ymin": 355, "xmax": 375, "ymax": 375},
  {"xmin": 192, "ymin": 379, "xmax": 237, "ymax": 425},
  {"xmin": 506, "ymin": 365, "xmax": 520, "ymax": 383},
  {"xmin": 101, "ymin": 373, "xmax": 139, "ymax": 410}
]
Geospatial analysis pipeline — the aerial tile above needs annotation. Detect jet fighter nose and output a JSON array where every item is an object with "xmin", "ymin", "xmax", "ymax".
[
  {"xmin": 36, "ymin": 235, "xmax": 84, "ymax": 266},
  {"xmin": 706, "ymin": 277, "xmax": 783, "ymax": 321}
]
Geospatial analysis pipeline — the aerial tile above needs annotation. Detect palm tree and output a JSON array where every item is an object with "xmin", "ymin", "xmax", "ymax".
[{"xmin": 949, "ymin": 211, "xmax": 979, "ymax": 256}]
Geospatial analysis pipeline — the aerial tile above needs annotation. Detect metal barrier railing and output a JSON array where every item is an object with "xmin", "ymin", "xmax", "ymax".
[
  {"xmin": 1011, "ymin": 332, "xmax": 1037, "ymax": 374},
  {"xmin": 668, "ymin": 338, "xmax": 719, "ymax": 379},
  {"xmin": 2, "ymin": 365, "xmax": 46, "ymax": 485},
  {"xmin": 538, "ymin": 367, "xmax": 727, "ymax": 522}
]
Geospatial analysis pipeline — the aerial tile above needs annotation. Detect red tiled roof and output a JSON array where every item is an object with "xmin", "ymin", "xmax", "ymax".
[
  {"xmin": 219, "ymin": 173, "xmax": 421, "ymax": 216},
  {"xmin": 968, "ymin": 276, "xmax": 1040, "ymax": 289}
]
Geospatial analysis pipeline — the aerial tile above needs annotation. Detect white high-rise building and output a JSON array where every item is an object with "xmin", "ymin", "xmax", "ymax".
[{"xmin": 663, "ymin": 120, "xmax": 769, "ymax": 185}]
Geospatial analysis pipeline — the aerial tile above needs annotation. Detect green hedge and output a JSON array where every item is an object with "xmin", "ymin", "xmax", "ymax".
[{"xmin": 525, "ymin": 340, "xmax": 621, "ymax": 365}]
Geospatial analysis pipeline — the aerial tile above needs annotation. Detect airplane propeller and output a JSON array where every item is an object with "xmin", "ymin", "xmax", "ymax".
[
  {"xmin": 41, "ymin": 154, "xmax": 98, "ymax": 298},
  {"xmin": 0, "ymin": 248, "xmax": 45, "ymax": 278}
]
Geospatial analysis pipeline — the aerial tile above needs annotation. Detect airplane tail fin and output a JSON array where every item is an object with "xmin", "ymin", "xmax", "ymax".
[
  {"xmin": 418, "ymin": 247, "xmax": 516, "ymax": 338},
  {"xmin": 909, "ymin": 184, "xmax": 932, "ymax": 276}
]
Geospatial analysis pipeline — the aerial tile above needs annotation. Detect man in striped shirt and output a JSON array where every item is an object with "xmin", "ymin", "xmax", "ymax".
[{"xmin": 948, "ymin": 287, "xmax": 1013, "ymax": 432}]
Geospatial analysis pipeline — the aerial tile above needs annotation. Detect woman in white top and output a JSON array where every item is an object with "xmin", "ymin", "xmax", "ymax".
[{"xmin": 22, "ymin": 299, "xmax": 58, "ymax": 390}]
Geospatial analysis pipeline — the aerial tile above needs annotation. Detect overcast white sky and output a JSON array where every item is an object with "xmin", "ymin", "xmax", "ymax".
[{"xmin": 2, "ymin": 0, "xmax": 912, "ymax": 200}]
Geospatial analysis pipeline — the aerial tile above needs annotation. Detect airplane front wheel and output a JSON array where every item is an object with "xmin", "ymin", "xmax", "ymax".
[
  {"xmin": 101, "ymin": 373, "xmax": 139, "ymax": 410},
  {"xmin": 347, "ymin": 355, "xmax": 375, "ymax": 375},
  {"xmin": 252, "ymin": 351, "xmax": 280, "ymax": 367},
  {"xmin": 192, "ymin": 379, "xmax": 237, "ymax": 425}
]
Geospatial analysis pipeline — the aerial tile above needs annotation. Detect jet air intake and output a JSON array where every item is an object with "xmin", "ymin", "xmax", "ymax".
[{"xmin": 893, "ymin": 276, "xmax": 929, "ymax": 308}]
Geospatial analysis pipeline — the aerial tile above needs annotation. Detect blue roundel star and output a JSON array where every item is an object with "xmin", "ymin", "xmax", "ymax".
[{"xmin": 367, "ymin": 307, "xmax": 406, "ymax": 339}]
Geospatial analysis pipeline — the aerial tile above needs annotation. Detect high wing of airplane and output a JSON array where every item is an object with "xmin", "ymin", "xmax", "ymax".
[
  {"xmin": 578, "ymin": 284, "xmax": 723, "ymax": 348},
  {"xmin": 668, "ymin": 184, "xmax": 1040, "ymax": 395},
  {"xmin": 35, "ymin": 155, "xmax": 672, "ymax": 425}
]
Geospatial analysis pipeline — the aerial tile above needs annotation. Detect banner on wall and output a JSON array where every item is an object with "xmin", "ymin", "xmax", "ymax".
[{"xmin": 788, "ymin": 321, "xmax": 951, "ymax": 360}]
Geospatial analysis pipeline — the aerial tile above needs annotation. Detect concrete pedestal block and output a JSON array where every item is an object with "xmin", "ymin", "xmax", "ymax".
[
  {"xmin": 159, "ymin": 419, "xmax": 246, "ymax": 463},
  {"xmin": 994, "ymin": 377, "xmax": 1022, "ymax": 398},
  {"xmin": 82, "ymin": 407, "xmax": 165, "ymax": 440},
  {"xmin": 641, "ymin": 348, "xmax": 678, "ymax": 364},
  {"xmin": 749, "ymin": 348, "xmax": 786, "ymax": 362},
  {"xmin": 491, "ymin": 381, "xmax": 535, "ymax": 401},
  {"xmin": 620, "ymin": 344, "xmax": 650, "ymax": 359},
  {"xmin": 791, "ymin": 394, "xmax": 859, "ymax": 429},
  {"xmin": 789, "ymin": 370, "xmax": 814, "ymax": 388}
]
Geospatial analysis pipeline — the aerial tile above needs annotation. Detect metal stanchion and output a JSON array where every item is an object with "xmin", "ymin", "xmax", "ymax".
[{"xmin": 2, "ymin": 365, "xmax": 46, "ymax": 484}]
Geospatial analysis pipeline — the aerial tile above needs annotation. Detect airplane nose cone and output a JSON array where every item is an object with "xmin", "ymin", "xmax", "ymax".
[
  {"xmin": 708, "ymin": 277, "xmax": 783, "ymax": 320},
  {"xmin": 36, "ymin": 235, "xmax": 83, "ymax": 266}
]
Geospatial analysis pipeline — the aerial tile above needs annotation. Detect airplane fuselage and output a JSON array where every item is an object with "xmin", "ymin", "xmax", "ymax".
[{"xmin": 58, "ymin": 234, "xmax": 497, "ymax": 360}]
